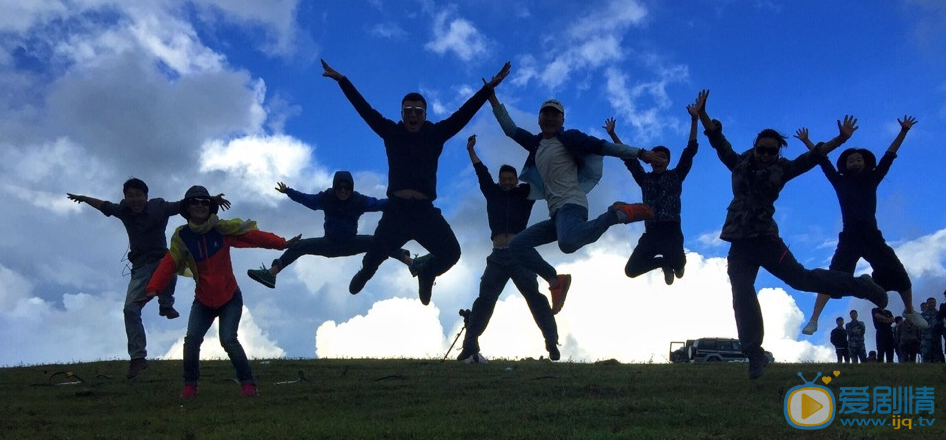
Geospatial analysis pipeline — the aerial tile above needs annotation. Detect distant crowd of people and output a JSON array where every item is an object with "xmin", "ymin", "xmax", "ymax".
[{"xmin": 829, "ymin": 296, "xmax": 946, "ymax": 364}]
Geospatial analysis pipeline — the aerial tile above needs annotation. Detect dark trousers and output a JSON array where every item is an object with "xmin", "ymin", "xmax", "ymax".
[
  {"xmin": 625, "ymin": 222, "xmax": 685, "ymax": 277},
  {"xmin": 875, "ymin": 331, "xmax": 895, "ymax": 363},
  {"xmin": 276, "ymin": 235, "xmax": 406, "ymax": 269},
  {"xmin": 727, "ymin": 236, "xmax": 880, "ymax": 355},
  {"xmin": 463, "ymin": 249, "xmax": 558, "ymax": 351},
  {"xmin": 835, "ymin": 347, "xmax": 850, "ymax": 363},
  {"xmin": 361, "ymin": 198, "xmax": 460, "ymax": 278}
]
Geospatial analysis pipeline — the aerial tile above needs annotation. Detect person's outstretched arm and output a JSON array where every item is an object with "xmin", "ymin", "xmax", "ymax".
[
  {"xmin": 436, "ymin": 62, "xmax": 512, "ymax": 140},
  {"xmin": 468, "ymin": 135, "xmax": 496, "ymax": 194},
  {"xmin": 694, "ymin": 89, "xmax": 738, "ymax": 170},
  {"xmin": 277, "ymin": 181, "xmax": 325, "ymax": 213},
  {"xmin": 597, "ymin": 117, "xmax": 664, "ymax": 166},
  {"xmin": 605, "ymin": 118, "xmax": 645, "ymax": 185},
  {"xmin": 321, "ymin": 59, "xmax": 397, "ymax": 137},
  {"xmin": 814, "ymin": 115, "xmax": 858, "ymax": 157},
  {"xmin": 886, "ymin": 115, "xmax": 917, "ymax": 155},
  {"xmin": 674, "ymin": 102, "xmax": 701, "ymax": 179},
  {"xmin": 795, "ymin": 127, "xmax": 839, "ymax": 182},
  {"xmin": 66, "ymin": 194, "xmax": 105, "ymax": 210}
]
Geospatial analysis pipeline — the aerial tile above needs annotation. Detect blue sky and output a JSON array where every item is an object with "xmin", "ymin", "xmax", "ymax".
[{"xmin": 2, "ymin": 0, "xmax": 945, "ymax": 366}]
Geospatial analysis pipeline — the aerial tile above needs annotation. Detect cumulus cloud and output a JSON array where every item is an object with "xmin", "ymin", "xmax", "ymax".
[
  {"xmin": 424, "ymin": 10, "xmax": 487, "ymax": 61},
  {"xmin": 315, "ymin": 298, "xmax": 447, "ymax": 358},
  {"xmin": 161, "ymin": 307, "xmax": 286, "ymax": 360}
]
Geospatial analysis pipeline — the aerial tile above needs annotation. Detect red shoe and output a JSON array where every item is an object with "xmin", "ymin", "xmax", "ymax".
[
  {"xmin": 241, "ymin": 383, "xmax": 258, "ymax": 397},
  {"xmin": 549, "ymin": 274, "xmax": 572, "ymax": 315},
  {"xmin": 180, "ymin": 384, "xmax": 198, "ymax": 398},
  {"xmin": 612, "ymin": 202, "xmax": 653, "ymax": 224}
]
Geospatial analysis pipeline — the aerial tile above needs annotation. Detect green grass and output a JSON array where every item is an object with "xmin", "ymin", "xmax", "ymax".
[{"xmin": 1, "ymin": 359, "xmax": 943, "ymax": 439}]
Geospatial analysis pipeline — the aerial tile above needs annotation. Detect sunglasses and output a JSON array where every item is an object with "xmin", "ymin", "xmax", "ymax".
[
  {"xmin": 402, "ymin": 106, "xmax": 426, "ymax": 116},
  {"xmin": 189, "ymin": 197, "xmax": 213, "ymax": 206},
  {"xmin": 335, "ymin": 185, "xmax": 353, "ymax": 192}
]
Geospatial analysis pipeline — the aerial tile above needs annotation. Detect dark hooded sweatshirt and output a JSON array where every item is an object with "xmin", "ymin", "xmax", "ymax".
[{"xmin": 285, "ymin": 171, "xmax": 385, "ymax": 241}]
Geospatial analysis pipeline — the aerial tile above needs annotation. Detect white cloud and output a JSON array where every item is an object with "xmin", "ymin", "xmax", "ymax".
[
  {"xmin": 315, "ymin": 298, "xmax": 447, "ymax": 358},
  {"xmin": 161, "ymin": 307, "xmax": 286, "ymax": 360},
  {"xmin": 199, "ymin": 134, "xmax": 321, "ymax": 205},
  {"xmin": 311, "ymin": 246, "xmax": 835, "ymax": 364},
  {"xmin": 371, "ymin": 22, "xmax": 407, "ymax": 39},
  {"xmin": 424, "ymin": 11, "xmax": 487, "ymax": 61}
]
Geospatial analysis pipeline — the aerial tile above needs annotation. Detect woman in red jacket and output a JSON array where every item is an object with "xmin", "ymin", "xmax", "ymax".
[{"xmin": 145, "ymin": 185, "xmax": 299, "ymax": 398}]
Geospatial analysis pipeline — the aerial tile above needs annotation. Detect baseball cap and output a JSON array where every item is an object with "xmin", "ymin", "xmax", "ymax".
[{"xmin": 540, "ymin": 99, "xmax": 564, "ymax": 115}]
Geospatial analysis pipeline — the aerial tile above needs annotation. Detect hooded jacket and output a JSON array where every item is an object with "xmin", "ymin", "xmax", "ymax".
[{"xmin": 285, "ymin": 171, "xmax": 385, "ymax": 241}]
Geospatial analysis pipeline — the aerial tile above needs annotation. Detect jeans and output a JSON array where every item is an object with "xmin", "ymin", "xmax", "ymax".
[
  {"xmin": 124, "ymin": 260, "xmax": 176, "ymax": 359},
  {"xmin": 509, "ymin": 203, "xmax": 618, "ymax": 282},
  {"xmin": 463, "ymin": 248, "xmax": 558, "ymax": 352},
  {"xmin": 183, "ymin": 289, "xmax": 254, "ymax": 385},
  {"xmin": 625, "ymin": 221, "xmax": 686, "ymax": 278},
  {"xmin": 727, "ymin": 236, "xmax": 883, "ymax": 356},
  {"xmin": 276, "ymin": 235, "xmax": 406, "ymax": 269},
  {"xmin": 360, "ymin": 198, "xmax": 460, "ymax": 279},
  {"xmin": 849, "ymin": 345, "xmax": 867, "ymax": 364},
  {"xmin": 875, "ymin": 331, "xmax": 895, "ymax": 363}
]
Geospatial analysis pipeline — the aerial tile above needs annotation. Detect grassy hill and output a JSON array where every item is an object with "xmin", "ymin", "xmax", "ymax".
[{"xmin": 1, "ymin": 358, "xmax": 943, "ymax": 439}]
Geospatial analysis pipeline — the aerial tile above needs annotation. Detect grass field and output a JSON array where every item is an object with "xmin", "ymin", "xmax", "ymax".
[{"xmin": 1, "ymin": 358, "xmax": 943, "ymax": 439}]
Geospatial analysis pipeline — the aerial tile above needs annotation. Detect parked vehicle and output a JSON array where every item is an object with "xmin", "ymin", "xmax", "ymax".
[{"xmin": 669, "ymin": 337, "xmax": 774, "ymax": 363}]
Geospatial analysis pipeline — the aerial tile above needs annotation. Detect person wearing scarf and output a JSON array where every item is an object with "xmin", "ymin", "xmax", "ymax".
[{"xmin": 144, "ymin": 185, "xmax": 299, "ymax": 398}]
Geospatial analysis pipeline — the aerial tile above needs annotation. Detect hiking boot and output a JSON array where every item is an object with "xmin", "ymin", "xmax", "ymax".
[
  {"xmin": 127, "ymin": 358, "xmax": 148, "ymax": 379},
  {"xmin": 247, "ymin": 265, "xmax": 276, "ymax": 289},
  {"xmin": 903, "ymin": 311, "xmax": 930, "ymax": 330},
  {"xmin": 611, "ymin": 202, "xmax": 654, "ymax": 224},
  {"xmin": 549, "ymin": 274, "xmax": 572, "ymax": 315},
  {"xmin": 748, "ymin": 351, "xmax": 770, "ymax": 380},
  {"xmin": 457, "ymin": 344, "xmax": 478, "ymax": 362},
  {"xmin": 801, "ymin": 320, "xmax": 817, "ymax": 336},
  {"xmin": 349, "ymin": 267, "xmax": 375, "ymax": 294},
  {"xmin": 547, "ymin": 343, "xmax": 561, "ymax": 361},
  {"xmin": 418, "ymin": 273, "xmax": 435, "ymax": 305},
  {"xmin": 409, "ymin": 254, "xmax": 433, "ymax": 278},
  {"xmin": 159, "ymin": 307, "xmax": 180, "ymax": 319},
  {"xmin": 662, "ymin": 266, "xmax": 674, "ymax": 285},
  {"xmin": 674, "ymin": 266, "xmax": 685, "ymax": 279},
  {"xmin": 241, "ymin": 383, "xmax": 258, "ymax": 397},
  {"xmin": 856, "ymin": 274, "xmax": 888, "ymax": 309},
  {"xmin": 180, "ymin": 383, "xmax": 198, "ymax": 398}
]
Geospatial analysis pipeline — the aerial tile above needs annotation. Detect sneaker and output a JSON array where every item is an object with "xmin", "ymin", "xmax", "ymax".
[
  {"xmin": 126, "ymin": 358, "xmax": 148, "ymax": 379},
  {"xmin": 241, "ymin": 383, "xmax": 258, "ymax": 397},
  {"xmin": 801, "ymin": 320, "xmax": 817, "ymax": 336},
  {"xmin": 748, "ymin": 351, "xmax": 770, "ymax": 380},
  {"xmin": 180, "ymin": 383, "xmax": 198, "ymax": 398},
  {"xmin": 611, "ymin": 202, "xmax": 654, "ymax": 224},
  {"xmin": 418, "ymin": 273, "xmax": 435, "ymax": 305},
  {"xmin": 903, "ymin": 311, "xmax": 930, "ymax": 330},
  {"xmin": 159, "ymin": 307, "xmax": 180, "ymax": 319},
  {"xmin": 549, "ymin": 274, "xmax": 572, "ymax": 315},
  {"xmin": 662, "ymin": 266, "xmax": 674, "ymax": 285},
  {"xmin": 547, "ymin": 343, "xmax": 561, "ymax": 361},
  {"xmin": 674, "ymin": 266, "xmax": 685, "ymax": 279},
  {"xmin": 456, "ymin": 344, "xmax": 478, "ymax": 362},
  {"xmin": 349, "ymin": 267, "xmax": 374, "ymax": 294},
  {"xmin": 409, "ymin": 254, "xmax": 433, "ymax": 278},
  {"xmin": 856, "ymin": 274, "xmax": 888, "ymax": 309},
  {"xmin": 247, "ymin": 265, "xmax": 276, "ymax": 289}
]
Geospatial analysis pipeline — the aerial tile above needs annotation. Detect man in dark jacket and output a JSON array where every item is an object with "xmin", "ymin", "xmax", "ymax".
[
  {"xmin": 694, "ymin": 89, "xmax": 887, "ymax": 379},
  {"xmin": 321, "ymin": 59, "xmax": 510, "ymax": 305},
  {"xmin": 247, "ymin": 171, "xmax": 413, "ymax": 289},
  {"xmin": 830, "ymin": 317, "xmax": 849, "ymax": 363},
  {"xmin": 456, "ymin": 135, "xmax": 560, "ymax": 363}
]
